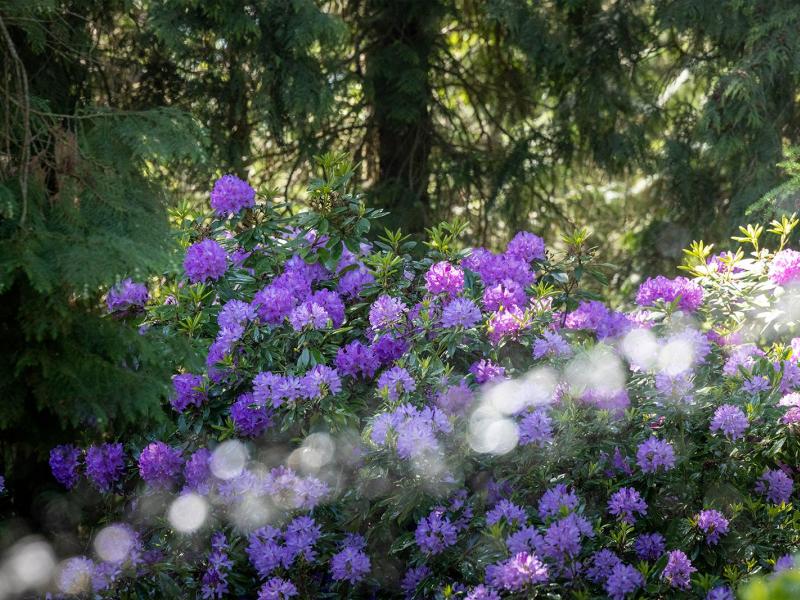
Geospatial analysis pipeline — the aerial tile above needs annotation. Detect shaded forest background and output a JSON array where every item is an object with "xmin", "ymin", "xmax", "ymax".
[{"xmin": 2, "ymin": 0, "xmax": 800, "ymax": 529}]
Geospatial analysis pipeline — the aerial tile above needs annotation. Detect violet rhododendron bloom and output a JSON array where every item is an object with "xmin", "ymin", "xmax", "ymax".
[
  {"xmin": 106, "ymin": 278, "xmax": 148, "ymax": 313},
  {"xmin": 184, "ymin": 239, "xmax": 228, "ymax": 282},
  {"xmin": 634, "ymin": 533, "xmax": 665, "ymax": 561},
  {"xmin": 636, "ymin": 437, "xmax": 676, "ymax": 473},
  {"xmin": 661, "ymin": 550, "xmax": 696, "ymax": 589},
  {"xmin": 171, "ymin": 373, "xmax": 206, "ymax": 413},
  {"xmin": 605, "ymin": 563, "xmax": 644, "ymax": 600},
  {"xmin": 210, "ymin": 174, "xmax": 255, "ymax": 216},
  {"xmin": 485, "ymin": 552, "xmax": 548, "ymax": 591},
  {"xmin": 425, "ymin": 261, "xmax": 464, "ymax": 295},
  {"xmin": 696, "ymin": 509, "xmax": 729, "ymax": 545},
  {"xmin": 769, "ymin": 249, "xmax": 800, "ymax": 286},
  {"xmin": 50, "ymin": 444, "xmax": 81, "ymax": 489},
  {"xmin": 608, "ymin": 487, "xmax": 647, "ymax": 524},
  {"xmin": 756, "ymin": 468, "xmax": 794, "ymax": 504},
  {"xmin": 85, "ymin": 443, "xmax": 125, "ymax": 492},
  {"xmin": 710, "ymin": 404, "xmax": 748, "ymax": 440},
  {"xmin": 330, "ymin": 535, "xmax": 371, "ymax": 583},
  {"xmin": 137, "ymin": 442, "xmax": 183, "ymax": 487},
  {"xmin": 636, "ymin": 275, "xmax": 704, "ymax": 312},
  {"xmin": 441, "ymin": 297, "xmax": 482, "ymax": 328}
]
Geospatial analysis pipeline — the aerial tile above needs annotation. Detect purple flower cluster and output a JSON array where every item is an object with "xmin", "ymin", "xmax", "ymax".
[
  {"xmin": 636, "ymin": 437, "xmax": 676, "ymax": 473},
  {"xmin": 532, "ymin": 330, "xmax": 571, "ymax": 359},
  {"xmin": 485, "ymin": 552, "xmax": 548, "ymax": 591},
  {"xmin": 696, "ymin": 509, "xmax": 729, "ymax": 545},
  {"xmin": 605, "ymin": 563, "xmax": 644, "ymax": 600},
  {"xmin": 184, "ymin": 239, "xmax": 228, "ymax": 283},
  {"xmin": 768, "ymin": 249, "xmax": 800, "ymax": 286},
  {"xmin": 258, "ymin": 577, "xmax": 298, "ymax": 600},
  {"xmin": 201, "ymin": 532, "xmax": 233, "ymax": 599},
  {"xmin": 538, "ymin": 485, "xmax": 579, "ymax": 520},
  {"xmin": 171, "ymin": 373, "xmax": 206, "ymax": 413},
  {"xmin": 335, "ymin": 341, "xmax": 379, "ymax": 379},
  {"xmin": 487, "ymin": 499, "xmax": 528, "ymax": 528},
  {"xmin": 330, "ymin": 534, "xmax": 371, "ymax": 584},
  {"xmin": 710, "ymin": 404, "xmax": 748, "ymax": 440},
  {"xmin": 756, "ymin": 468, "xmax": 794, "ymax": 504},
  {"xmin": 441, "ymin": 298, "xmax": 482, "ymax": 328},
  {"xmin": 564, "ymin": 300, "xmax": 631, "ymax": 339},
  {"xmin": 137, "ymin": 441, "xmax": 183, "ymax": 487},
  {"xmin": 636, "ymin": 275, "xmax": 704, "ymax": 312},
  {"xmin": 369, "ymin": 295, "xmax": 407, "ymax": 332},
  {"xmin": 425, "ymin": 261, "xmax": 465, "ymax": 295},
  {"xmin": 210, "ymin": 174, "xmax": 255, "ymax": 216},
  {"xmin": 106, "ymin": 279, "xmax": 148, "ymax": 313},
  {"xmin": 415, "ymin": 508, "xmax": 458, "ymax": 554},
  {"xmin": 634, "ymin": 532, "xmax": 665, "ymax": 560},
  {"xmin": 518, "ymin": 409, "xmax": 553, "ymax": 447},
  {"xmin": 85, "ymin": 443, "xmax": 125, "ymax": 492},
  {"xmin": 506, "ymin": 231, "xmax": 546, "ymax": 262},
  {"xmin": 246, "ymin": 516, "xmax": 321, "ymax": 578},
  {"xmin": 370, "ymin": 403, "xmax": 452, "ymax": 459},
  {"xmin": 49, "ymin": 444, "xmax": 82, "ymax": 489},
  {"xmin": 661, "ymin": 549, "xmax": 696, "ymax": 589},
  {"xmin": 469, "ymin": 359, "xmax": 506, "ymax": 384},
  {"xmin": 376, "ymin": 366, "xmax": 416, "ymax": 400},
  {"xmin": 608, "ymin": 487, "xmax": 647, "ymax": 524},
  {"xmin": 230, "ymin": 393, "xmax": 273, "ymax": 437}
]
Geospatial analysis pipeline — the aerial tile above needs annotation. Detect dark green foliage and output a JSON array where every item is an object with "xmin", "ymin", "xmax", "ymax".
[{"xmin": 0, "ymin": 1, "xmax": 202, "ymax": 518}]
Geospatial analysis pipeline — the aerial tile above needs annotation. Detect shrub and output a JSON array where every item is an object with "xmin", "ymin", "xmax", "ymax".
[{"xmin": 26, "ymin": 156, "xmax": 800, "ymax": 598}]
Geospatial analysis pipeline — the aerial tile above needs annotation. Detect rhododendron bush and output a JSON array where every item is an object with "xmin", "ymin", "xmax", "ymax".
[{"xmin": 37, "ymin": 156, "xmax": 800, "ymax": 598}]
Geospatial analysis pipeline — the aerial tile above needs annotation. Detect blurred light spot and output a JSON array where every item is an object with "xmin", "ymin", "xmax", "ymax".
[
  {"xmin": 210, "ymin": 440, "xmax": 248, "ymax": 480},
  {"xmin": 93, "ymin": 524, "xmax": 133, "ymax": 563},
  {"xmin": 620, "ymin": 328, "xmax": 658, "ymax": 370},
  {"xmin": 468, "ymin": 402, "xmax": 519, "ymax": 455},
  {"xmin": 168, "ymin": 493, "xmax": 208, "ymax": 533},
  {"xmin": 2, "ymin": 537, "xmax": 55, "ymax": 593},
  {"xmin": 289, "ymin": 433, "xmax": 335, "ymax": 474},
  {"xmin": 657, "ymin": 338, "xmax": 693, "ymax": 375},
  {"xmin": 566, "ymin": 345, "xmax": 625, "ymax": 393},
  {"xmin": 230, "ymin": 495, "xmax": 271, "ymax": 531}
]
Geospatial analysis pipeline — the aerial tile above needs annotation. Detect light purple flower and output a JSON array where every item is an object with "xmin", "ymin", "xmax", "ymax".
[
  {"xmin": 538, "ymin": 484, "xmax": 579, "ymax": 520},
  {"xmin": 710, "ymin": 404, "xmax": 748, "ymax": 440},
  {"xmin": 49, "ymin": 444, "xmax": 81, "ymax": 489},
  {"xmin": 605, "ymin": 563, "xmax": 644, "ymax": 600},
  {"xmin": 775, "ymin": 554, "xmax": 795, "ymax": 572},
  {"xmin": 441, "ymin": 298, "xmax": 482, "ymax": 328},
  {"xmin": 518, "ymin": 409, "xmax": 553, "ymax": 447},
  {"xmin": 608, "ymin": 487, "xmax": 647, "ymax": 524},
  {"xmin": 483, "ymin": 279, "xmax": 527, "ymax": 311},
  {"xmin": 210, "ymin": 174, "xmax": 255, "ymax": 215},
  {"xmin": 769, "ymin": 249, "xmax": 800, "ymax": 286},
  {"xmin": 425, "ymin": 261, "xmax": 464, "ymax": 295},
  {"xmin": 532, "ymin": 330, "xmax": 571, "ymax": 359},
  {"xmin": 585, "ymin": 549, "xmax": 622, "ymax": 584},
  {"xmin": 756, "ymin": 469, "xmax": 794, "ymax": 504},
  {"xmin": 377, "ymin": 367, "xmax": 416, "ymax": 400},
  {"xmin": 661, "ymin": 550, "xmax": 696, "ymax": 590},
  {"xmin": 401, "ymin": 566, "xmax": 430, "ymax": 597},
  {"xmin": 706, "ymin": 586, "xmax": 735, "ymax": 600},
  {"xmin": 257, "ymin": 577, "xmax": 298, "ymax": 600},
  {"xmin": 137, "ymin": 442, "xmax": 182, "ymax": 487},
  {"xmin": 506, "ymin": 231, "xmax": 545, "ymax": 262},
  {"xmin": 300, "ymin": 365, "xmax": 342, "ymax": 399},
  {"xmin": 636, "ymin": 437, "xmax": 676, "ymax": 473},
  {"xmin": 696, "ymin": 509, "xmax": 729, "ymax": 545},
  {"xmin": 106, "ymin": 279, "xmax": 148, "ymax": 313},
  {"xmin": 171, "ymin": 373, "xmax": 206, "ymax": 413},
  {"xmin": 415, "ymin": 508, "xmax": 458, "ymax": 554},
  {"xmin": 634, "ymin": 533, "xmax": 665, "ymax": 561},
  {"xmin": 469, "ymin": 359, "xmax": 506, "ymax": 384},
  {"xmin": 201, "ymin": 532, "xmax": 232, "ymax": 599},
  {"xmin": 230, "ymin": 393, "xmax": 272, "ymax": 437},
  {"xmin": 369, "ymin": 295, "xmax": 407, "ymax": 332},
  {"xmin": 184, "ymin": 239, "xmax": 228, "ymax": 282},
  {"xmin": 335, "ymin": 341, "xmax": 380, "ymax": 379},
  {"xmin": 485, "ymin": 552, "xmax": 548, "ymax": 591},
  {"xmin": 636, "ymin": 275, "xmax": 704, "ymax": 312},
  {"xmin": 487, "ymin": 499, "xmax": 528, "ymax": 528},
  {"xmin": 330, "ymin": 536, "xmax": 371, "ymax": 584},
  {"xmin": 85, "ymin": 443, "xmax": 125, "ymax": 493}
]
